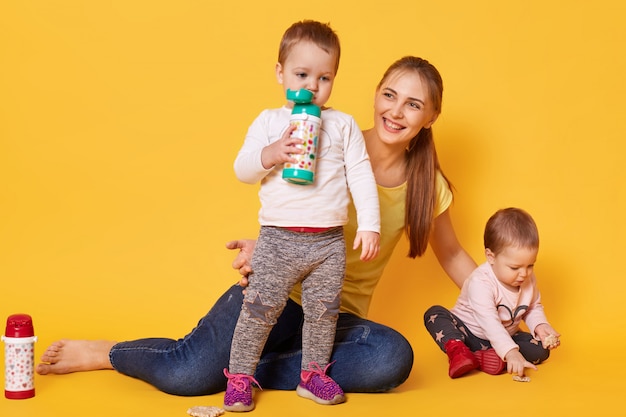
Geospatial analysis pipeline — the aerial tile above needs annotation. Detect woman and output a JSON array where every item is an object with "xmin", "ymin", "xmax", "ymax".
[{"xmin": 36, "ymin": 56, "xmax": 477, "ymax": 395}]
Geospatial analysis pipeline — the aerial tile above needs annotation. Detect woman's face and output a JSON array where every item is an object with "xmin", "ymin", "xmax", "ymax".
[{"xmin": 373, "ymin": 70, "xmax": 439, "ymax": 148}]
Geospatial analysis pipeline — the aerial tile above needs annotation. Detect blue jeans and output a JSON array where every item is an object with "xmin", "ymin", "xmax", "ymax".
[{"xmin": 110, "ymin": 284, "xmax": 413, "ymax": 396}]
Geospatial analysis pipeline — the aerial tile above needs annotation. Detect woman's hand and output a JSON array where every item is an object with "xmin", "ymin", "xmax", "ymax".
[{"xmin": 225, "ymin": 239, "xmax": 256, "ymax": 287}]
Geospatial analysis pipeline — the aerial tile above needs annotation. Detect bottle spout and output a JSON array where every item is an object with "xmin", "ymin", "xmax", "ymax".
[{"xmin": 286, "ymin": 88, "xmax": 314, "ymax": 103}]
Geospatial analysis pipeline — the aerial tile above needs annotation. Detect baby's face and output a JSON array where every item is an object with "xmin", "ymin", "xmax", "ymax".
[
  {"xmin": 487, "ymin": 245, "xmax": 538, "ymax": 291},
  {"xmin": 275, "ymin": 40, "xmax": 337, "ymax": 108}
]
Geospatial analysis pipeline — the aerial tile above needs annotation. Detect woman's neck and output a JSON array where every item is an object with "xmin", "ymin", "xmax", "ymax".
[{"xmin": 363, "ymin": 128, "xmax": 407, "ymax": 188}]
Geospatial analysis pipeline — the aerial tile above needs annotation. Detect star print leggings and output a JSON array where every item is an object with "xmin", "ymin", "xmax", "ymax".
[
  {"xmin": 424, "ymin": 305, "xmax": 550, "ymax": 364},
  {"xmin": 228, "ymin": 226, "xmax": 346, "ymax": 376}
]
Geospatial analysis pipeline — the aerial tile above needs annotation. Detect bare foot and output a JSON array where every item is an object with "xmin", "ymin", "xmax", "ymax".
[{"xmin": 36, "ymin": 339, "xmax": 117, "ymax": 375}]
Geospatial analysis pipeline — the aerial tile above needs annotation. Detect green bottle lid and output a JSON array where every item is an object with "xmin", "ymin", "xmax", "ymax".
[{"xmin": 286, "ymin": 88, "xmax": 321, "ymax": 117}]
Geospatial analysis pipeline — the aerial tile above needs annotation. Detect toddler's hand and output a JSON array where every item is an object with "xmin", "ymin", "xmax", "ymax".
[
  {"xmin": 260, "ymin": 124, "xmax": 302, "ymax": 169},
  {"xmin": 353, "ymin": 231, "xmax": 380, "ymax": 261}
]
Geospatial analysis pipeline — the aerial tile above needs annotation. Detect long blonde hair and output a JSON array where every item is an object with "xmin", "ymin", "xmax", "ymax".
[{"xmin": 377, "ymin": 56, "xmax": 451, "ymax": 258}]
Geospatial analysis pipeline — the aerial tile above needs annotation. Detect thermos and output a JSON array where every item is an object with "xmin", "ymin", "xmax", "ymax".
[
  {"xmin": 2, "ymin": 314, "xmax": 37, "ymax": 399},
  {"xmin": 282, "ymin": 88, "xmax": 322, "ymax": 185}
]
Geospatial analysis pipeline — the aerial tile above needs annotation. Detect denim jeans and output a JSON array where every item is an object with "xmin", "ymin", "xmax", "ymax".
[{"xmin": 110, "ymin": 284, "xmax": 414, "ymax": 396}]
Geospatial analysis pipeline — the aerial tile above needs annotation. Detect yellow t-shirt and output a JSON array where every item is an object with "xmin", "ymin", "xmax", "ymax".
[{"xmin": 290, "ymin": 171, "xmax": 453, "ymax": 318}]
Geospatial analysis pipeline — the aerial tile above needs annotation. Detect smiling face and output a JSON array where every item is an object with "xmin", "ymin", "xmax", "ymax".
[
  {"xmin": 486, "ymin": 245, "xmax": 538, "ymax": 291},
  {"xmin": 372, "ymin": 69, "xmax": 440, "ymax": 148},
  {"xmin": 275, "ymin": 40, "xmax": 337, "ymax": 108}
]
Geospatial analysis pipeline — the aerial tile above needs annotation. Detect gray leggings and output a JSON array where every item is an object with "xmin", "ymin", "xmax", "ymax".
[{"xmin": 229, "ymin": 226, "xmax": 346, "ymax": 375}]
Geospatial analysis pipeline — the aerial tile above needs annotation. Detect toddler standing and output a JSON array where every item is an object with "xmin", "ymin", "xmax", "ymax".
[{"xmin": 225, "ymin": 20, "xmax": 380, "ymax": 412}]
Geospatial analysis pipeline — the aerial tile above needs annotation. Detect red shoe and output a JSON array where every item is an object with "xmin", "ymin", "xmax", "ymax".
[
  {"xmin": 444, "ymin": 340, "xmax": 479, "ymax": 378},
  {"xmin": 473, "ymin": 348, "xmax": 506, "ymax": 375}
]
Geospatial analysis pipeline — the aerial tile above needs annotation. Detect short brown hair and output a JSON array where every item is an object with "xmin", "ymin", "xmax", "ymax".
[
  {"xmin": 277, "ymin": 20, "xmax": 340, "ymax": 74},
  {"xmin": 484, "ymin": 207, "xmax": 539, "ymax": 254}
]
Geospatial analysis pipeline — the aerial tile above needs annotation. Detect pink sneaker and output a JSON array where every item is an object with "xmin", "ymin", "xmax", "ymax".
[
  {"xmin": 223, "ymin": 369, "xmax": 260, "ymax": 412},
  {"xmin": 473, "ymin": 348, "xmax": 506, "ymax": 375},
  {"xmin": 296, "ymin": 362, "xmax": 345, "ymax": 405}
]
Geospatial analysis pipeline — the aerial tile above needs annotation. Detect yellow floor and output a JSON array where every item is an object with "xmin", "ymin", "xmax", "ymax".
[{"xmin": 1, "ymin": 336, "xmax": 618, "ymax": 417}]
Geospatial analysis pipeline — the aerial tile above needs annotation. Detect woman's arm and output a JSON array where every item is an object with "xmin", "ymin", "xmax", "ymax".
[{"xmin": 428, "ymin": 209, "xmax": 477, "ymax": 288}]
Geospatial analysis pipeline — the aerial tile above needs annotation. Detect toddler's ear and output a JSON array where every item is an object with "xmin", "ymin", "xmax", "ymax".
[{"xmin": 275, "ymin": 63, "xmax": 284, "ymax": 84}]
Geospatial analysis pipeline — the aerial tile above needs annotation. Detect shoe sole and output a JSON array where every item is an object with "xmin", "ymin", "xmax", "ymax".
[
  {"xmin": 296, "ymin": 385, "xmax": 345, "ymax": 405},
  {"xmin": 223, "ymin": 401, "xmax": 255, "ymax": 412},
  {"xmin": 449, "ymin": 360, "xmax": 479, "ymax": 378}
]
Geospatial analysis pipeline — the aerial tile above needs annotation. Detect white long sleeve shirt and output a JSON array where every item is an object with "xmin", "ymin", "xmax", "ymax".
[
  {"xmin": 451, "ymin": 262, "xmax": 550, "ymax": 360},
  {"xmin": 234, "ymin": 106, "xmax": 379, "ymax": 232}
]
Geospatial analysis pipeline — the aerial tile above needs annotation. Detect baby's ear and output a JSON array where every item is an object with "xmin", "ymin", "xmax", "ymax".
[{"xmin": 485, "ymin": 248, "xmax": 496, "ymax": 264}]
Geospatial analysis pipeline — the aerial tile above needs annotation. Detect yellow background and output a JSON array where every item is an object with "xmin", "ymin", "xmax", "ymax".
[{"xmin": 1, "ymin": 1, "xmax": 625, "ymax": 416}]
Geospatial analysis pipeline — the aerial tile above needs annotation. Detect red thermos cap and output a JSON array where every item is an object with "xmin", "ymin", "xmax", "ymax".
[{"xmin": 4, "ymin": 314, "xmax": 35, "ymax": 338}]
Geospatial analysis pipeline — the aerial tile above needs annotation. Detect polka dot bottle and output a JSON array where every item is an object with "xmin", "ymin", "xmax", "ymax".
[
  {"xmin": 282, "ymin": 88, "xmax": 321, "ymax": 185},
  {"xmin": 2, "ymin": 314, "xmax": 37, "ymax": 399}
]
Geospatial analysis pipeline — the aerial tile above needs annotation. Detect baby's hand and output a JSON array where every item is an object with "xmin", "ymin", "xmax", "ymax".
[
  {"xmin": 353, "ymin": 231, "xmax": 380, "ymax": 261},
  {"xmin": 535, "ymin": 323, "xmax": 561, "ymax": 349},
  {"xmin": 260, "ymin": 124, "xmax": 302, "ymax": 169},
  {"xmin": 504, "ymin": 348, "xmax": 537, "ymax": 377},
  {"xmin": 543, "ymin": 334, "xmax": 560, "ymax": 349}
]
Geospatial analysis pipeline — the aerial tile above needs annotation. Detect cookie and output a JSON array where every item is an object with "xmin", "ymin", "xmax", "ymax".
[
  {"xmin": 543, "ymin": 334, "xmax": 559, "ymax": 349},
  {"xmin": 187, "ymin": 406, "xmax": 225, "ymax": 417}
]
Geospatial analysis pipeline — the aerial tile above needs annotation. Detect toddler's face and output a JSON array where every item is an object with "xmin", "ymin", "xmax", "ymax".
[
  {"xmin": 486, "ymin": 245, "xmax": 538, "ymax": 291},
  {"xmin": 275, "ymin": 41, "xmax": 337, "ymax": 108}
]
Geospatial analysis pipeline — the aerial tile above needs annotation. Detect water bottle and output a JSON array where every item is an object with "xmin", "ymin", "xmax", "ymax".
[
  {"xmin": 2, "ymin": 314, "xmax": 37, "ymax": 399},
  {"xmin": 282, "ymin": 88, "xmax": 321, "ymax": 185}
]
